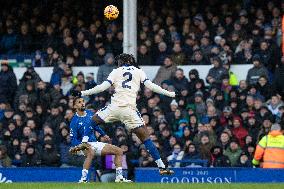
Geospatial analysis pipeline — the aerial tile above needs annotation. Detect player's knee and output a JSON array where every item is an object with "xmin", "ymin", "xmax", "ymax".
[
  {"xmin": 116, "ymin": 148, "xmax": 123, "ymax": 156},
  {"xmin": 134, "ymin": 127, "xmax": 149, "ymax": 142},
  {"xmin": 87, "ymin": 148, "xmax": 95, "ymax": 157}
]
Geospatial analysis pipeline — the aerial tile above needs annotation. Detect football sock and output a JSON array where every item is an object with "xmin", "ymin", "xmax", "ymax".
[
  {"xmin": 143, "ymin": 139, "xmax": 165, "ymax": 168},
  {"xmin": 116, "ymin": 167, "xmax": 123, "ymax": 178},
  {"xmin": 81, "ymin": 169, "xmax": 88, "ymax": 179},
  {"xmin": 155, "ymin": 158, "xmax": 166, "ymax": 169}
]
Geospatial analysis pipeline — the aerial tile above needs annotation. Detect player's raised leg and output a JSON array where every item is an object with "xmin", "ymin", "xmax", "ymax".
[
  {"xmin": 100, "ymin": 144, "xmax": 132, "ymax": 182},
  {"xmin": 133, "ymin": 126, "xmax": 174, "ymax": 175}
]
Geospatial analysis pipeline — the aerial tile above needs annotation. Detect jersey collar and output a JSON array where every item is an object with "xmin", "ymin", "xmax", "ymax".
[{"xmin": 76, "ymin": 111, "xmax": 87, "ymax": 117}]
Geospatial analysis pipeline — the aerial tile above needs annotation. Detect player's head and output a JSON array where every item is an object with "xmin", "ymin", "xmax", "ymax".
[
  {"xmin": 73, "ymin": 97, "xmax": 86, "ymax": 112},
  {"xmin": 115, "ymin": 53, "xmax": 139, "ymax": 68}
]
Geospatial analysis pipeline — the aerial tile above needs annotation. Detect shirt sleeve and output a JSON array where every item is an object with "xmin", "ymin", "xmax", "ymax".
[
  {"xmin": 70, "ymin": 118, "xmax": 81, "ymax": 146},
  {"xmin": 253, "ymin": 136, "xmax": 267, "ymax": 162},
  {"xmin": 140, "ymin": 70, "xmax": 149, "ymax": 84},
  {"xmin": 93, "ymin": 123, "xmax": 106, "ymax": 136},
  {"xmin": 106, "ymin": 69, "xmax": 117, "ymax": 85}
]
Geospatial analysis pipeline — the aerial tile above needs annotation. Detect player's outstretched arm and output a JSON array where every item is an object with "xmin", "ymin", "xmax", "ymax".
[
  {"xmin": 144, "ymin": 80, "xmax": 175, "ymax": 98},
  {"xmin": 81, "ymin": 81, "xmax": 111, "ymax": 96}
]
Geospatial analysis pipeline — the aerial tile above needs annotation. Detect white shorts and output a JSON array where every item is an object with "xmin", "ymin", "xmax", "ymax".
[
  {"xmin": 96, "ymin": 104, "xmax": 144, "ymax": 131},
  {"xmin": 77, "ymin": 142, "xmax": 106, "ymax": 156}
]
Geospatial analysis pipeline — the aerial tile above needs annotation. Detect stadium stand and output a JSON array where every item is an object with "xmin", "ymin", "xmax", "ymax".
[{"xmin": 0, "ymin": 0, "xmax": 283, "ymax": 180}]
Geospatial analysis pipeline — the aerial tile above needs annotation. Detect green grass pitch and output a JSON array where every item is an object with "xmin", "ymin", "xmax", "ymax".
[{"xmin": 0, "ymin": 183, "xmax": 283, "ymax": 189}]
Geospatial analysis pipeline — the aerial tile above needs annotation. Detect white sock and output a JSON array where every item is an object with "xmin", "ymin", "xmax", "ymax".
[
  {"xmin": 81, "ymin": 169, "xmax": 88, "ymax": 179},
  {"xmin": 116, "ymin": 167, "xmax": 123, "ymax": 178},
  {"xmin": 155, "ymin": 158, "xmax": 165, "ymax": 168}
]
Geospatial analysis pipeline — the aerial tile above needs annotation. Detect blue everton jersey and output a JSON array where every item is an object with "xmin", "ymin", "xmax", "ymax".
[{"xmin": 69, "ymin": 109, "xmax": 105, "ymax": 146}]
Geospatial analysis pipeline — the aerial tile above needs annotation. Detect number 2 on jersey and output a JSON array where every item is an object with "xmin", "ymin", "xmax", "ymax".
[{"xmin": 122, "ymin": 72, "xmax": 132, "ymax": 89}]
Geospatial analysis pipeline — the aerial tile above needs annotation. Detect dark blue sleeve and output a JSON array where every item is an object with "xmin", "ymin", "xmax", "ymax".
[
  {"xmin": 93, "ymin": 123, "xmax": 106, "ymax": 136},
  {"xmin": 70, "ymin": 118, "xmax": 81, "ymax": 146}
]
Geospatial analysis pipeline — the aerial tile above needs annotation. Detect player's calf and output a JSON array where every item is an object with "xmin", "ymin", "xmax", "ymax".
[
  {"xmin": 133, "ymin": 127, "xmax": 174, "ymax": 175},
  {"xmin": 101, "ymin": 144, "xmax": 131, "ymax": 182}
]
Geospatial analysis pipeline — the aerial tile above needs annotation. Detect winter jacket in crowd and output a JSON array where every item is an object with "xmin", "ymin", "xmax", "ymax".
[
  {"xmin": 153, "ymin": 63, "xmax": 177, "ymax": 86},
  {"xmin": 41, "ymin": 141, "xmax": 60, "ymax": 167},
  {"xmin": 137, "ymin": 52, "xmax": 153, "ymax": 65},
  {"xmin": 224, "ymin": 147, "xmax": 242, "ymax": 167},
  {"xmin": 246, "ymin": 65, "xmax": 269, "ymax": 85},
  {"xmin": 18, "ymin": 68, "xmax": 41, "ymax": 92},
  {"xmin": 37, "ymin": 82, "xmax": 62, "ymax": 108},
  {"xmin": 0, "ymin": 64, "xmax": 17, "ymax": 105},
  {"xmin": 210, "ymin": 147, "xmax": 231, "ymax": 167},
  {"xmin": 170, "ymin": 76, "xmax": 188, "ymax": 92},
  {"xmin": 21, "ymin": 147, "xmax": 41, "ymax": 167},
  {"xmin": 206, "ymin": 63, "xmax": 228, "ymax": 85},
  {"xmin": 181, "ymin": 151, "xmax": 201, "ymax": 167},
  {"xmin": 96, "ymin": 53, "xmax": 116, "ymax": 84},
  {"xmin": 274, "ymin": 63, "xmax": 284, "ymax": 97}
]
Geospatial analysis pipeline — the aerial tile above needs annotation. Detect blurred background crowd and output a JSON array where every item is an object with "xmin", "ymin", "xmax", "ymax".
[{"xmin": 0, "ymin": 0, "xmax": 284, "ymax": 179}]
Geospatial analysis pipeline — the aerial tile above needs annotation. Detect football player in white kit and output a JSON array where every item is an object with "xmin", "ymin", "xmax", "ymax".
[{"xmin": 80, "ymin": 53, "xmax": 175, "ymax": 175}]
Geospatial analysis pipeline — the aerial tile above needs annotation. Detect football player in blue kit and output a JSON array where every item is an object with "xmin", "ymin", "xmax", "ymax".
[{"xmin": 69, "ymin": 97, "xmax": 131, "ymax": 183}]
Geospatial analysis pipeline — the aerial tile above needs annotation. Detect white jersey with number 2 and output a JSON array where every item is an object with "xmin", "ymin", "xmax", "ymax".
[{"xmin": 106, "ymin": 65, "xmax": 148, "ymax": 108}]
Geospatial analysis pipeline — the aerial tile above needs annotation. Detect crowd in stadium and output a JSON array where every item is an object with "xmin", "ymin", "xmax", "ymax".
[{"xmin": 0, "ymin": 0, "xmax": 284, "ymax": 178}]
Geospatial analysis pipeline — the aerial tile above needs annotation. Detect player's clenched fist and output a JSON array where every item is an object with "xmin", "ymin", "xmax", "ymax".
[{"xmin": 168, "ymin": 91, "xmax": 176, "ymax": 98}]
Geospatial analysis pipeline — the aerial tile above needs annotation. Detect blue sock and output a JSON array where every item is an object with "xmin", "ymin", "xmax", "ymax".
[{"xmin": 143, "ymin": 139, "xmax": 160, "ymax": 160}]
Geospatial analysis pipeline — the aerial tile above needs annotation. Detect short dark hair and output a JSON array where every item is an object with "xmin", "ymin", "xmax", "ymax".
[{"xmin": 73, "ymin": 96, "xmax": 81, "ymax": 107}]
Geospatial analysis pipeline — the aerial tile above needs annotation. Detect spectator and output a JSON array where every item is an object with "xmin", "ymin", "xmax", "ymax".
[
  {"xmin": 155, "ymin": 42, "xmax": 169, "ymax": 65},
  {"xmin": 231, "ymin": 116, "xmax": 248, "ymax": 147},
  {"xmin": 61, "ymin": 75, "xmax": 73, "ymax": 96},
  {"xmin": 14, "ymin": 80, "xmax": 38, "ymax": 108},
  {"xmin": 170, "ymin": 68, "xmax": 188, "ymax": 93},
  {"xmin": 191, "ymin": 49, "xmax": 210, "ymax": 65},
  {"xmin": 0, "ymin": 61, "xmax": 17, "ymax": 105},
  {"xmin": 236, "ymin": 152, "xmax": 252, "ymax": 167},
  {"xmin": 0, "ymin": 145, "xmax": 12, "ymax": 167},
  {"xmin": 198, "ymin": 134, "xmax": 214, "ymax": 163},
  {"xmin": 18, "ymin": 66, "xmax": 41, "ymax": 92},
  {"xmin": 36, "ymin": 80, "xmax": 62, "ymax": 109},
  {"xmin": 216, "ymin": 132, "xmax": 231, "ymax": 151},
  {"xmin": 181, "ymin": 143, "xmax": 201, "ymax": 167},
  {"xmin": 21, "ymin": 145, "xmax": 41, "ymax": 167},
  {"xmin": 44, "ymin": 105, "xmax": 65, "ymax": 134},
  {"xmin": 252, "ymin": 124, "xmax": 284, "ymax": 168},
  {"xmin": 138, "ymin": 148, "xmax": 155, "ymax": 167},
  {"xmin": 137, "ymin": 44, "xmax": 153, "ymax": 65},
  {"xmin": 246, "ymin": 55, "xmax": 269, "ymax": 85},
  {"xmin": 97, "ymin": 53, "xmax": 116, "ymax": 84},
  {"xmin": 41, "ymin": 140, "xmax": 60, "ymax": 167},
  {"xmin": 167, "ymin": 143, "xmax": 184, "ymax": 168},
  {"xmin": 171, "ymin": 43, "xmax": 186, "ymax": 65},
  {"xmin": 0, "ymin": 26, "xmax": 18, "ymax": 54},
  {"xmin": 224, "ymin": 140, "xmax": 242, "ymax": 167},
  {"xmin": 267, "ymin": 94, "xmax": 284, "ymax": 117},
  {"xmin": 187, "ymin": 69, "xmax": 205, "ymax": 94},
  {"xmin": 274, "ymin": 56, "xmax": 284, "ymax": 97},
  {"xmin": 256, "ymin": 76, "xmax": 272, "ymax": 101},
  {"xmin": 32, "ymin": 51, "xmax": 45, "ymax": 67},
  {"xmin": 206, "ymin": 57, "xmax": 228, "ymax": 86},
  {"xmin": 18, "ymin": 23, "xmax": 32, "ymax": 53},
  {"xmin": 153, "ymin": 57, "xmax": 177, "ymax": 86},
  {"xmin": 210, "ymin": 146, "xmax": 231, "ymax": 167}
]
